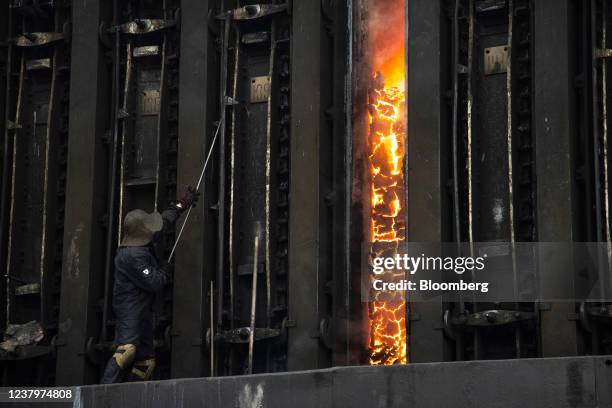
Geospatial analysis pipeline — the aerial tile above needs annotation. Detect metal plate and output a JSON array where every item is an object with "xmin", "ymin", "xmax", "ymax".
[
  {"xmin": 14, "ymin": 32, "xmax": 64, "ymax": 47},
  {"xmin": 14, "ymin": 283, "xmax": 41, "ymax": 296},
  {"xmin": 133, "ymin": 46, "xmax": 160, "ymax": 58},
  {"xmin": 484, "ymin": 45, "xmax": 509, "ymax": 76},
  {"xmin": 250, "ymin": 76, "xmax": 271, "ymax": 104},
  {"xmin": 242, "ymin": 32, "xmax": 269, "ymax": 45},
  {"xmin": 26, "ymin": 58, "xmax": 52, "ymax": 71},
  {"xmin": 120, "ymin": 19, "xmax": 176, "ymax": 35},
  {"xmin": 137, "ymin": 90, "xmax": 160, "ymax": 116}
]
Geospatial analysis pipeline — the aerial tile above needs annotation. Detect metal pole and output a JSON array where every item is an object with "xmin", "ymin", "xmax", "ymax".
[
  {"xmin": 466, "ymin": 0, "xmax": 480, "ymax": 360},
  {"xmin": 210, "ymin": 280, "xmax": 215, "ymax": 376},
  {"xmin": 264, "ymin": 20, "xmax": 277, "ymax": 372},
  {"xmin": 506, "ymin": 0, "xmax": 522, "ymax": 359},
  {"xmin": 101, "ymin": 1, "xmax": 121, "ymax": 343},
  {"xmin": 247, "ymin": 223, "xmax": 261, "ymax": 375},
  {"xmin": 451, "ymin": 0, "xmax": 465, "ymax": 360},
  {"xmin": 217, "ymin": 11, "xmax": 231, "ymax": 332},
  {"xmin": 167, "ymin": 118, "xmax": 223, "ymax": 262},
  {"xmin": 0, "ymin": 8, "xmax": 13, "ymax": 329}
]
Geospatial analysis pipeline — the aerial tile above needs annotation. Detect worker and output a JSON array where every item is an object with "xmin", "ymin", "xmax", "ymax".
[{"xmin": 101, "ymin": 186, "xmax": 199, "ymax": 384}]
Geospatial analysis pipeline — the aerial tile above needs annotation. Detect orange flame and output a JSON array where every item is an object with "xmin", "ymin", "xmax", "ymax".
[{"xmin": 367, "ymin": 0, "xmax": 407, "ymax": 366}]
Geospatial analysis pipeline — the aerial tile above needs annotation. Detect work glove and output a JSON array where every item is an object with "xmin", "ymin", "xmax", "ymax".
[
  {"xmin": 159, "ymin": 261, "xmax": 170, "ymax": 273},
  {"xmin": 176, "ymin": 185, "xmax": 200, "ymax": 210},
  {"xmin": 159, "ymin": 261, "xmax": 173, "ymax": 282}
]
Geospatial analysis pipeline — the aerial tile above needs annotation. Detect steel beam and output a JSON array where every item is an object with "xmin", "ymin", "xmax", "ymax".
[
  {"xmin": 172, "ymin": 0, "xmax": 217, "ymax": 379},
  {"xmin": 406, "ymin": 0, "xmax": 451, "ymax": 362},
  {"xmin": 288, "ymin": 0, "xmax": 333, "ymax": 370},
  {"xmin": 56, "ymin": 0, "xmax": 112, "ymax": 385},
  {"xmin": 533, "ymin": 0, "xmax": 581, "ymax": 357},
  {"xmin": 331, "ymin": 0, "xmax": 350, "ymax": 366}
]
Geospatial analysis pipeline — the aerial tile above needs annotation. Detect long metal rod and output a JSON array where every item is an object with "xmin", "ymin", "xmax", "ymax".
[
  {"xmin": 210, "ymin": 280, "xmax": 214, "ymax": 376},
  {"xmin": 265, "ymin": 21, "xmax": 276, "ymax": 329},
  {"xmin": 451, "ymin": 0, "xmax": 465, "ymax": 360},
  {"xmin": 217, "ymin": 11, "xmax": 231, "ymax": 333},
  {"xmin": 40, "ymin": 50, "xmax": 56, "ymax": 324},
  {"xmin": 466, "ymin": 0, "xmax": 480, "ymax": 360},
  {"xmin": 167, "ymin": 118, "xmax": 223, "ymax": 262},
  {"xmin": 0, "ymin": 8, "xmax": 14, "ymax": 331},
  {"xmin": 5, "ymin": 54, "xmax": 25, "ymax": 328},
  {"xmin": 228, "ymin": 25, "xmax": 241, "ymax": 333},
  {"xmin": 227, "ymin": 22, "xmax": 241, "ymax": 377},
  {"xmin": 602, "ymin": 0, "xmax": 612, "ymax": 301},
  {"xmin": 467, "ymin": 0, "xmax": 475, "ymax": 250},
  {"xmin": 117, "ymin": 42, "xmax": 133, "ymax": 246},
  {"xmin": 264, "ymin": 20, "xmax": 277, "ymax": 373},
  {"xmin": 506, "ymin": 0, "xmax": 521, "ymax": 359},
  {"xmin": 590, "ymin": 0, "xmax": 604, "ymax": 353},
  {"xmin": 247, "ymin": 226, "xmax": 260, "ymax": 375},
  {"xmin": 451, "ymin": 0, "xmax": 462, "ymax": 249},
  {"xmin": 154, "ymin": 35, "xmax": 168, "ymax": 211},
  {"xmin": 101, "ymin": 7, "xmax": 122, "ymax": 342},
  {"xmin": 592, "ymin": 0, "xmax": 606, "ymax": 306}
]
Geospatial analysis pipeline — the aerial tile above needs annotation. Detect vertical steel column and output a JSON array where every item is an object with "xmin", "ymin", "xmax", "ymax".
[
  {"xmin": 172, "ymin": 0, "xmax": 216, "ymax": 378},
  {"xmin": 332, "ymin": 0, "xmax": 350, "ymax": 366},
  {"xmin": 56, "ymin": 0, "xmax": 112, "ymax": 385},
  {"xmin": 407, "ymin": 0, "xmax": 451, "ymax": 363},
  {"xmin": 288, "ymin": 0, "xmax": 331, "ymax": 370},
  {"xmin": 534, "ymin": 0, "xmax": 581, "ymax": 357},
  {"xmin": 0, "ymin": 3, "xmax": 7, "ymax": 333}
]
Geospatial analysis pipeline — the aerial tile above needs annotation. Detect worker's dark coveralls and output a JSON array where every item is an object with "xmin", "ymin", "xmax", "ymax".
[{"xmin": 101, "ymin": 188, "xmax": 197, "ymax": 384}]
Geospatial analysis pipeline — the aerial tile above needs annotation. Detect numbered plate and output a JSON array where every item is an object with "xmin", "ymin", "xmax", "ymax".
[{"xmin": 250, "ymin": 76, "xmax": 271, "ymax": 104}]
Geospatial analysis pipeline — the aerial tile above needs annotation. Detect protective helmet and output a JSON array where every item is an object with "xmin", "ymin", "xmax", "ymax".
[{"xmin": 121, "ymin": 209, "xmax": 163, "ymax": 247}]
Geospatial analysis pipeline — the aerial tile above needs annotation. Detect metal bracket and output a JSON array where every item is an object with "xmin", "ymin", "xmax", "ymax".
[
  {"xmin": 451, "ymin": 309, "xmax": 535, "ymax": 327},
  {"xmin": 26, "ymin": 58, "xmax": 52, "ymax": 71},
  {"xmin": 118, "ymin": 19, "xmax": 176, "ymax": 35},
  {"xmin": 215, "ymin": 327, "xmax": 280, "ymax": 344},
  {"xmin": 221, "ymin": 3, "xmax": 288, "ymax": 21},
  {"xmin": 117, "ymin": 108, "xmax": 130, "ymax": 119},
  {"xmin": 476, "ymin": 0, "xmax": 507, "ymax": 13},
  {"xmin": 14, "ymin": 283, "xmax": 41, "ymax": 296},
  {"xmin": 13, "ymin": 32, "xmax": 64, "ymax": 47},
  {"xmin": 224, "ymin": 95, "xmax": 239, "ymax": 106}
]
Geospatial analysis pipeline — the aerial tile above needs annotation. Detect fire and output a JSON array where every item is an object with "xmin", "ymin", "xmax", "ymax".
[
  {"xmin": 367, "ymin": 77, "xmax": 407, "ymax": 366},
  {"xmin": 366, "ymin": 0, "xmax": 406, "ymax": 366}
]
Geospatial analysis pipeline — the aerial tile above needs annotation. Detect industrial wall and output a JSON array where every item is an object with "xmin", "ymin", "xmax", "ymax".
[{"xmin": 0, "ymin": 0, "xmax": 611, "ymax": 388}]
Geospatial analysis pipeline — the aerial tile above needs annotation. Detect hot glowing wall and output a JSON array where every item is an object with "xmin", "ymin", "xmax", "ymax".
[{"xmin": 365, "ymin": 0, "xmax": 407, "ymax": 365}]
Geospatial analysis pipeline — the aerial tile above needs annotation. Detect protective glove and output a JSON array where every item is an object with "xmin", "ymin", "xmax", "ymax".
[
  {"xmin": 176, "ymin": 185, "xmax": 200, "ymax": 210},
  {"xmin": 159, "ymin": 261, "xmax": 170, "ymax": 273},
  {"xmin": 159, "ymin": 261, "xmax": 173, "ymax": 283}
]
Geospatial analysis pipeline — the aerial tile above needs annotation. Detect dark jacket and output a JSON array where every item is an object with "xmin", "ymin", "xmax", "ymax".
[{"xmin": 112, "ymin": 207, "xmax": 181, "ymax": 344}]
